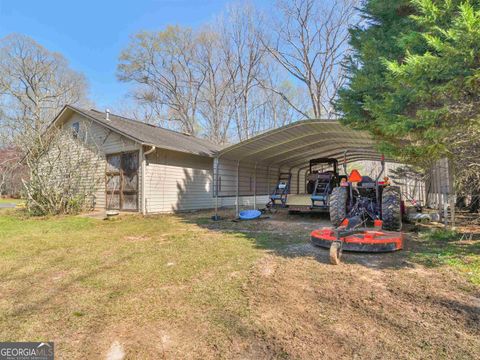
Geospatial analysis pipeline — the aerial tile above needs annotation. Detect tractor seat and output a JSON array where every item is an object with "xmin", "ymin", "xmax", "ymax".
[
  {"xmin": 316, "ymin": 173, "xmax": 333, "ymax": 184},
  {"xmin": 357, "ymin": 176, "xmax": 375, "ymax": 188},
  {"xmin": 316, "ymin": 173, "xmax": 332, "ymax": 181}
]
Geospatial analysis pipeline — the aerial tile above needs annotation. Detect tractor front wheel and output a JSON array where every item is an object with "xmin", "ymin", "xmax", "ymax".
[
  {"xmin": 329, "ymin": 187, "xmax": 348, "ymax": 227},
  {"xmin": 381, "ymin": 186, "xmax": 402, "ymax": 231}
]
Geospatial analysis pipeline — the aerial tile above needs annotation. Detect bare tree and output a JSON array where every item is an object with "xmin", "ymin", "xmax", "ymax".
[
  {"xmin": 0, "ymin": 34, "xmax": 96, "ymax": 214},
  {"xmin": 23, "ymin": 124, "xmax": 104, "ymax": 215},
  {"xmin": 119, "ymin": 1, "xmax": 353, "ymax": 142},
  {"xmin": 0, "ymin": 34, "xmax": 90, "ymax": 151},
  {"xmin": 111, "ymin": 99, "xmax": 159, "ymax": 126},
  {"xmin": 261, "ymin": 58, "xmax": 310, "ymax": 128},
  {"xmin": 0, "ymin": 146, "xmax": 26, "ymax": 197},
  {"xmin": 196, "ymin": 27, "xmax": 235, "ymax": 144},
  {"xmin": 117, "ymin": 26, "xmax": 206, "ymax": 135},
  {"xmin": 450, "ymin": 122, "xmax": 480, "ymax": 213},
  {"xmin": 219, "ymin": 3, "xmax": 268, "ymax": 141},
  {"xmin": 264, "ymin": 0, "xmax": 358, "ymax": 119}
]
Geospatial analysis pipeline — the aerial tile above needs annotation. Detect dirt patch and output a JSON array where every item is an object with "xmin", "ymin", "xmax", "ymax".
[
  {"xmin": 245, "ymin": 252, "xmax": 480, "ymax": 359},
  {"xmin": 255, "ymin": 255, "xmax": 278, "ymax": 277},
  {"xmin": 181, "ymin": 210, "xmax": 480, "ymax": 359},
  {"xmin": 105, "ymin": 341, "xmax": 125, "ymax": 360},
  {"xmin": 123, "ymin": 235, "xmax": 151, "ymax": 242}
]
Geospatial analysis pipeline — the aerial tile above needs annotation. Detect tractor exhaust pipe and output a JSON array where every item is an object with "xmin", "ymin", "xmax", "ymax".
[{"xmin": 375, "ymin": 154, "xmax": 385, "ymax": 182}]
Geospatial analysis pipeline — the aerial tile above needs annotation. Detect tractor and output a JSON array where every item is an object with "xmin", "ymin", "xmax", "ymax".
[
  {"xmin": 311, "ymin": 155, "xmax": 403, "ymax": 264},
  {"xmin": 329, "ymin": 155, "xmax": 402, "ymax": 231},
  {"xmin": 306, "ymin": 158, "xmax": 346, "ymax": 210}
]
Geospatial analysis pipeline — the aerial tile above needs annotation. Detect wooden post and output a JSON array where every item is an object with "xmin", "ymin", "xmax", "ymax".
[
  {"xmin": 450, "ymin": 194, "xmax": 456, "ymax": 228},
  {"xmin": 443, "ymin": 193, "xmax": 449, "ymax": 227},
  {"xmin": 448, "ymin": 158, "xmax": 456, "ymax": 228}
]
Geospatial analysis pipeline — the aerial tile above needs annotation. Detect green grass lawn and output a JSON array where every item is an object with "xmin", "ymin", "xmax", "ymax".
[
  {"xmin": 0, "ymin": 211, "xmax": 259, "ymax": 358},
  {"xmin": 1, "ymin": 209, "xmax": 479, "ymax": 359},
  {"xmin": 0, "ymin": 210, "xmax": 295, "ymax": 358},
  {"xmin": 410, "ymin": 228, "xmax": 480, "ymax": 285},
  {"xmin": 0, "ymin": 198, "xmax": 23, "ymax": 204}
]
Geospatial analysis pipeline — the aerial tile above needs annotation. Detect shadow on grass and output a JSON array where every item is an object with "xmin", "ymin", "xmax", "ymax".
[
  {"xmin": 176, "ymin": 209, "xmax": 414, "ymax": 270},
  {"xmin": 432, "ymin": 296, "xmax": 480, "ymax": 330}
]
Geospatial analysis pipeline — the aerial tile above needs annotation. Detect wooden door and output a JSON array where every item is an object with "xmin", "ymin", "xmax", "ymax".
[{"xmin": 106, "ymin": 151, "xmax": 139, "ymax": 211}]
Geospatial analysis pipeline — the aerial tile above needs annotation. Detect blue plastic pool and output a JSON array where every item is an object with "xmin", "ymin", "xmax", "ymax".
[{"xmin": 239, "ymin": 209, "xmax": 262, "ymax": 220}]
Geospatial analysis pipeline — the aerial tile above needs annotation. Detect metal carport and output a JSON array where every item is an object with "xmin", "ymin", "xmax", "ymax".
[{"xmin": 213, "ymin": 119, "xmax": 384, "ymax": 217}]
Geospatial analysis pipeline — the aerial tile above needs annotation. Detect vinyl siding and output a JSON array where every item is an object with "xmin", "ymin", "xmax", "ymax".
[
  {"xmin": 61, "ymin": 113, "xmax": 141, "ymax": 211},
  {"xmin": 58, "ymin": 112, "xmax": 309, "ymax": 214},
  {"xmin": 144, "ymin": 149, "xmax": 214, "ymax": 213}
]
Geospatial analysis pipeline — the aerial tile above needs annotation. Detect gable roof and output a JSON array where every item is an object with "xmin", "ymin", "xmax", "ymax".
[{"xmin": 56, "ymin": 105, "xmax": 222, "ymax": 157}]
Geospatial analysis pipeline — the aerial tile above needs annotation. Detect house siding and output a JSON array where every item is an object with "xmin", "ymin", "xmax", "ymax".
[
  {"xmin": 144, "ymin": 149, "xmax": 214, "ymax": 213},
  {"xmin": 62, "ymin": 113, "xmax": 141, "ymax": 211},
  {"xmin": 58, "ymin": 110, "xmax": 292, "ymax": 214}
]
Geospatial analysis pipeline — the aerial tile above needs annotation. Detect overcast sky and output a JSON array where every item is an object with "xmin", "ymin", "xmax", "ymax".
[{"xmin": 0, "ymin": 0, "xmax": 271, "ymax": 110}]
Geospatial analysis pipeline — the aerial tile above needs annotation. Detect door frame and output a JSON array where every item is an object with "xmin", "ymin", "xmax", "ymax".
[{"xmin": 105, "ymin": 150, "xmax": 139, "ymax": 212}]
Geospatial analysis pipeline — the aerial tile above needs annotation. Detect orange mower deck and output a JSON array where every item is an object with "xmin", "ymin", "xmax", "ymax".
[{"xmin": 311, "ymin": 228, "xmax": 403, "ymax": 252}]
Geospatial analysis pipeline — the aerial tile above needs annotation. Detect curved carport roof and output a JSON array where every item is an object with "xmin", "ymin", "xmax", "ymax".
[{"xmin": 216, "ymin": 119, "xmax": 383, "ymax": 167}]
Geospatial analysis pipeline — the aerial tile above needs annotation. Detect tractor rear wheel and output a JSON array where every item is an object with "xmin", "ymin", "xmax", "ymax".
[
  {"xmin": 381, "ymin": 186, "xmax": 402, "ymax": 231},
  {"xmin": 329, "ymin": 187, "xmax": 348, "ymax": 227}
]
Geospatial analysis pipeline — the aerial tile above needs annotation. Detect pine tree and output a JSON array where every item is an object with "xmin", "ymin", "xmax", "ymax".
[
  {"xmin": 336, "ymin": 0, "xmax": 425, "ymax": 161},
  {"xmin": 337, "ymin": 0, "xmax": 480, "ymax": 202}
]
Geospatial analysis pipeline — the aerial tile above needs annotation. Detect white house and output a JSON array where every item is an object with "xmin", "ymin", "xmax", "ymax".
[{"xmin": 52, "ymin": 106, "xmax": 277, "ymax": 214}]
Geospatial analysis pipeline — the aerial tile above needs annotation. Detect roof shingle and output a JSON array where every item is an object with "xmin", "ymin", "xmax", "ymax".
[{"xmin": 69, "ymin": 106, "xmax": 222, "ymax": 157}]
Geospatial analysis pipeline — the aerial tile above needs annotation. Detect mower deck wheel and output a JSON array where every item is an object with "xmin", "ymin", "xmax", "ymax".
[{"xmin": 329, "ymin": 241, "xmax": 342, "ymax": 265}]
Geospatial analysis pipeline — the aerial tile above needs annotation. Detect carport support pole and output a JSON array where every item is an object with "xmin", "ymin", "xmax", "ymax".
[
  {"xmin": 214, "ymin": 156, "xmax": 220, "ymax": 219},
  {"xmin": 297, "ymin": 168, "xmax": 302, "ymax": 194},
  {"xmin": 236, "ymin": 160, "xmax": 240, "ymax": 218},
  {"xmin": 141, "ymin": 145, "xmax": 145, "ymax": 215},
  {"xmin": 253, "ymin": 162, "xmax": 257, "ymax": 210},
  {"xmin": 266, "ymin": 166, "xmax": 270, "ymax": 194}
]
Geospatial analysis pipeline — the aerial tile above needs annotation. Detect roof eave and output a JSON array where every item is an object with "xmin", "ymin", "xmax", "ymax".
[{"xmin": 67, "ymin": 106, "xmax": 217, "ymax": 157}]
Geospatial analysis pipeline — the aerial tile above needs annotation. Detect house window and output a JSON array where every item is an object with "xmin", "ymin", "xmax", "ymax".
[{"xmin": 72, "ymin": 122, "xmax": 80, "ymax": 138}]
